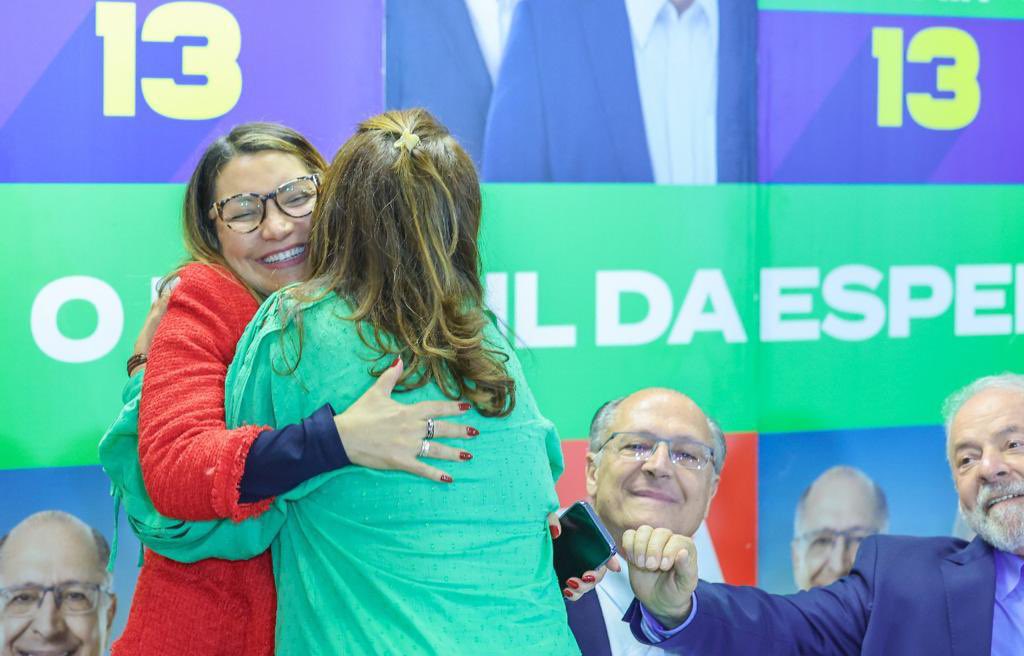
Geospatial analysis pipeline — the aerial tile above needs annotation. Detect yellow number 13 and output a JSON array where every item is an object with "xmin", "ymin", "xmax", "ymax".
[
  {"xmin": 872, "ymin": 26, "xmax": 980, "ymax": 131},
  {"xmin": 96, "ymin": 1, "xmax": 242, "ymax": 120}
]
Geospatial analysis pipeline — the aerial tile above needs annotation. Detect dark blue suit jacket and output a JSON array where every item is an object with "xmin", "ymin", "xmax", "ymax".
[
  {"xmin": 565, "ymin": 592, "xmax": 613, "ymax": 656},
  {"xmin": 482, "ymin": 0, "xmax": 756, "ymax": 183},
  {"xmin": 623, "ymin": 535, "xmax": 996, "ymax": 655},
  {"xmin": 386, "ymin": 0, "xmax": 493, "ymax": 166}
]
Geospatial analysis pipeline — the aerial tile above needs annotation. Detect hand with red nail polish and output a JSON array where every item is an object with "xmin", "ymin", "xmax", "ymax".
[
  {"xmin": 561, "ymin": 552, "xmax": 619, "ymax": 602},
  {"xmin": 331, "ymin": 356, "xmax": 478, "ymax": 484},
  {"xmin": 547, "ymin": 511, "xmax": 603, "ymax": 602}
]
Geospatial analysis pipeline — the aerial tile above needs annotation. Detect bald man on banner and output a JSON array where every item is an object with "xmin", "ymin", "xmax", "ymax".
[{"xmin": 0, "ymin": 511, "xmax": 117, "ymax": 656}]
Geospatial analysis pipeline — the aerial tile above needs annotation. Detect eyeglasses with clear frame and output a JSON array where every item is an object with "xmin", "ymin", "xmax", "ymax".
[
  {"xmin": 597, "ymin": 431, "xmax": 715, "ymax": 471},
  {"xmin": 0, "ymin": 582, "xmax": 111, "ymax": 617},
  {"xmin": 209, "ymin": 174, "xmax": 320, "ymax": 234},
  {"xmin": 793, "ymin": 527, "xmax": 878, "ymax": 559}
]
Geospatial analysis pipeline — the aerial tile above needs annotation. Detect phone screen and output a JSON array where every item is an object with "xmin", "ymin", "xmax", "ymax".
[{"xmin": 552, "ymin": 501, "xmax": 617, "ymax": 587}]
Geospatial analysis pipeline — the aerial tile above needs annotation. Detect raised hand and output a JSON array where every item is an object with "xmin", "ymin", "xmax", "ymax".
[{"xmin": 621, "ymin": 525, "xmax": 698, "ymax": 629}]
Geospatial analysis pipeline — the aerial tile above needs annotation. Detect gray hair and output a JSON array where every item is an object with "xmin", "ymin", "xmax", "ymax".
[
  {"xmin": 793, "ymin": 465, "xmax": 889, "ymax": 536},
  {"xmin": 588, "ymin": 395, "xmax": 727, "ymax": 474},
  {"xmin": 942, "ymin": 373, "xmax": 1024, "ymax": 441}
]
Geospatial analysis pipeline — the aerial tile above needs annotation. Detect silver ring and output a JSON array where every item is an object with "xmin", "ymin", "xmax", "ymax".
[
  {"xmin": 419, "ymin": 439, "xmax": 430, "ymax": 458},
  {"xmin": 425, "ymin": 418, "xmax": 435, "ymax": 440}
]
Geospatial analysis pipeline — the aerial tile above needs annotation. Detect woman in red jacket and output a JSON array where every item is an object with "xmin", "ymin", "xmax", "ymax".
[{"xmin": 113, "ymin": 123, "xmax": 478, "ymax": 656}]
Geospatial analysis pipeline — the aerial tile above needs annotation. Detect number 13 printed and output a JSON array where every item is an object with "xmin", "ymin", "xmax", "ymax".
[
  {"xmin": 96, "ymin": 1, "xmax": 242, "ymax": 120},
  {"xmin": 872, "ymin": 26, "xmax": 981, "ymax": 131}
]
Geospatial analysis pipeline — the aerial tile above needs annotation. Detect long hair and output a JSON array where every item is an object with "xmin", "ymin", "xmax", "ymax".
[
  {"xmin": 164, "ymin": 122, "xmax": 328, "ymax": 298},
  {"xmin": 299, "ymin": 108, "xmax": 515, "ymax": 416}
]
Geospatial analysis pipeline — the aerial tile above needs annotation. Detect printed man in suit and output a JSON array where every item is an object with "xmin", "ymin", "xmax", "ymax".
[
  {"xmin": 386, "ymin": 0, "xmax": 522, "ymax": 167},
  {"xmin": 0, "ymin": 511, "xmax": 117, "ymax": 656},
  {"xmin": 483, "ymin": 0, "xmax": 757, "ymax": 183},
  {"xmin": 791, "ymin": 465, "xmax": 890, "ymax": 591}
]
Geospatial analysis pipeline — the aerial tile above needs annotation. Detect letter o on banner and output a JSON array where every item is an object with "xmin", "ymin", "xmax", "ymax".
[{"xmin": 31, "ymin": 276, "xmax": 124, "ymax": 363}]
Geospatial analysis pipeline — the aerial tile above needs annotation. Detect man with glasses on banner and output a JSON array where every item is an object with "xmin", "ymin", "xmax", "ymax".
[
  {"xmin": 0, "ymin": 511, "xmax": 116, "ymax": 656},
  {"xmin": 566, "ymin": 387, "xmax": 727, "ymax": 654},
  {"xmin": 791, "ymin": 465, "xmax": 889, "ymax": 591},
  {"xmin": 616, "ymin": 374, "xmax": 1024, "ymax": 655}
]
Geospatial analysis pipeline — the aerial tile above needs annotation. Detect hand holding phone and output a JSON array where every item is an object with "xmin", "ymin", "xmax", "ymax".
[{"xmin": 552, "ymin": 501, "xmax": 617, "ymax": 589}]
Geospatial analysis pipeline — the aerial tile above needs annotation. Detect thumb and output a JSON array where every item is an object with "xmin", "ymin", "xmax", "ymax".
[
  {"xmin": 674, "ymin": 547, "xmax": 697, "ymax": 591},
  {"xmin": 373, "ymin": 356, "xmax": 404, "ymax": 396}
]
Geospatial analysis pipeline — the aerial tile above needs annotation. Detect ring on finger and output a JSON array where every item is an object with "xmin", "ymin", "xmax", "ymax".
[
  {"xmin": 425, "ymin": 417, "xmax": 435, "ymax": 439},
  {"xmin": 419, "ymin": 439, "xmax": 431, "ymax": 458}
]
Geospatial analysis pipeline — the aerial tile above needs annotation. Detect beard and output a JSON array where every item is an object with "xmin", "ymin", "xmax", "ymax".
[{"xmin": 960, "ymin": 480, "xmax": 1024, "ymax": 554}]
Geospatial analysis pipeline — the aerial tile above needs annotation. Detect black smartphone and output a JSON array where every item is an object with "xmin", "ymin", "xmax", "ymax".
[{"xmin": 552, "ymin": 501, "xmax": 617, "ymax": 588}]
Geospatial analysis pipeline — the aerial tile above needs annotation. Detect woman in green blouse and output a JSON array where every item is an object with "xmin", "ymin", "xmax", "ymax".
[{"xmin": 145, "ymin": 109, "xmax": 580, "ymax": 655}]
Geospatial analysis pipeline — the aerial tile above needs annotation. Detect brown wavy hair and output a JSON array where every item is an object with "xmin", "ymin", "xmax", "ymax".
[
  {"xmin": 163, "ymin": 122, "xmax": 327, "ymax": 299},
  {"xmin": 297, "ymin": 108, "xmax": 515, "ymax": 416}
]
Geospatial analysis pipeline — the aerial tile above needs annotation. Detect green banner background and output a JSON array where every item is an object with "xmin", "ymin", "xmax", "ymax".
[
  {"xmin": 758, "ymin": 0, "xmax": 1024, "ymax": 19},
  {"xmin": 3, "ymin": 184, "xmax": 1022, "ymax": 469}
]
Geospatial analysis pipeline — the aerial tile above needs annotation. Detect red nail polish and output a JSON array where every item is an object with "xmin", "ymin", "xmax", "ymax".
[
  {"xmin": 467, "ymin": 427, "xmax": 479, "ymax": 437},
  {"xmin": 582, "ymin": 575, "xmax": 595, "ymax": 583},
  {"xmin": 390, "ymin": 357, "xmax": 401, "ymax": 367},
  {"xmin": 440, "ymin": 474, "xmax": 453, "ymax": 483},
  {"xmin": 549, "ymin": 524, "xmax": 561, "ymax": 539},
  {"xmin": 458, "ymin": 402, "xmax": 471, "ymax": 411},
  {"xmin": 567, "ymin": 579, "xmax": 580, "ymax": 590},
  {"xmin": 563, "ymin": 589, "xmax": 573, "ymax": 598},
  {"xmin": 459, "ymin": 451, "xmax": 473, "ymax": 461}
]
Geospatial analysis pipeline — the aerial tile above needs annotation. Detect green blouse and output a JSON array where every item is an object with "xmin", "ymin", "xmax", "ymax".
[{"xmin": 138, "ymin": 289, "xmax": 579, "ymax": 656}]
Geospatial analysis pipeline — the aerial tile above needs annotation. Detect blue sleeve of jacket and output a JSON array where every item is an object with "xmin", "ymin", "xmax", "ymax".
[
  {"xmin": 482, "ymin": 0, "xmax": 550, "ymax": 182},
  {"xmin": 625, "ymin": 539, "xmax": 877, "ymax": 655},
  {"xmin": 238, "ymin": 403, "xmax": 350, "ymax": 503}
]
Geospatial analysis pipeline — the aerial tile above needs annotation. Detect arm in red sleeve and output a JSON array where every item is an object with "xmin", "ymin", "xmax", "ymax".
[{"xmin": 138, "ymin": 264, "xmax": 272, "ymax": 522}]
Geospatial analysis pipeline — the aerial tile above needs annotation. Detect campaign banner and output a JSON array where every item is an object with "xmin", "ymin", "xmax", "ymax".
[
  {"xmin": 0, "ymin": 0, "xmax": 383, "ymax": 182},
  {"xmin": 0, "ymin": 466, "xmax": 143, "ymax": 641},
  {"xmin": 759, "ymin": 11, "xmax": 1024, "ymax": 182},
  {"xmin": 759, "ymin": 0, "xmax": 1024, "ymax": 19},
  {"xmin": 6, "ymin": 183, "xmax": 1022, "ymax": 467},
  {"xmin": 2, "ymin": 182, "xmax": 1020, "ymax": 591},
  {"xmin": 757, "ymin": 425, "xmax": 958, "ymax": 594}
]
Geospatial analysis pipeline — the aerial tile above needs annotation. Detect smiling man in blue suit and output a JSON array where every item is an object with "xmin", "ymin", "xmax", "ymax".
[
  {"xmin": 482, "ymin": 0, "xmax": 756, "ymax": 183},
  {"xmin": 616, "ymin": 374, "xmax": 1024, "ymax": 655}
]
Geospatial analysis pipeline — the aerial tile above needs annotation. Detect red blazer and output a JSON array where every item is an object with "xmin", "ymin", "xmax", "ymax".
[{"xmin": 114, "ymin": 263, "xmax": 276, "ymax": 656}]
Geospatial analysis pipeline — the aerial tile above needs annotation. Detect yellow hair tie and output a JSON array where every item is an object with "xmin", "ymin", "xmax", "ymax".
[{"xmin": 393, "ymin": 130, "xmax": 421, "ymax": 152}]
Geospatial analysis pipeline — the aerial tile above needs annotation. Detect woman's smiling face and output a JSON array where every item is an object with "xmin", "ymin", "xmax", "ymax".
[{"xmin": 210, "ymin": 151, "xmax": 315, "ymax": 295}]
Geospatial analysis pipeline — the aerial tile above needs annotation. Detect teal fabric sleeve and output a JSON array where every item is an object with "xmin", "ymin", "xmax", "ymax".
[
  {"xmin": 98, "ymin": 369, "xmax": 289, "ymax": 563},
  {"xmin": 97, "ymin": 291, "xmax": 339, "ymax": 564}
]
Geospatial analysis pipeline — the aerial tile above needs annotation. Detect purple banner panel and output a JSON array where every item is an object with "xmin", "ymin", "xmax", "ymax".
[
  {"xmin": 759, "ymin": 11, "xmax": 1024, "ymax": 183},
  {"xmin": 0, "ymin": 0, "xmax": 383, "ymax": 182}
]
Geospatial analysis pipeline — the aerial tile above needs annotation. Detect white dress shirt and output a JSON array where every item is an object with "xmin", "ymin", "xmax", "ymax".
[
  {"xmin": 595, "ymin": 522, "xmax": 723, "ymax": 655},
  {"xmin": 463, "ymin": 0, "xmax": 521, "ymax": 84},
  {"xmin": 624, "ymin": 0, "xmax": 719, "ymax": 184}
]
